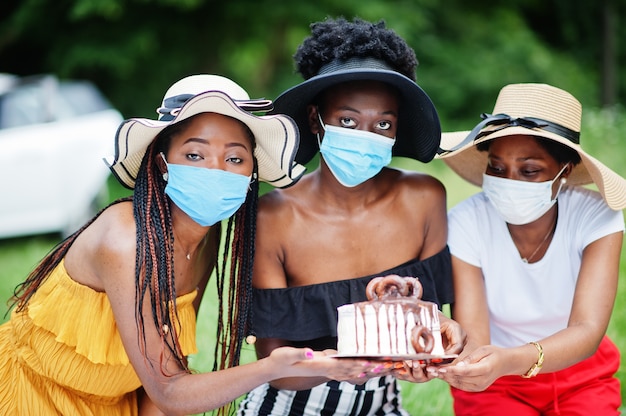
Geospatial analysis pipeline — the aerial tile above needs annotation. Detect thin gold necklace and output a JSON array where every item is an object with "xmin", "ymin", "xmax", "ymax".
[
  {"xmin": 521, "ymin": 214, "xmax": 557, "ymax": 263},
  {"xmin": 173, "ymin": 229, "xmax": 192, "ymax": 261}
]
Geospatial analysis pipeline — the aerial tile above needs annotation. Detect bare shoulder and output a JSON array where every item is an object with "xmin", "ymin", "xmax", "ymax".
[
  {"xmin": 385, "ymin": 168, "xmax": 448, "ymax": 255},
  {"xmin": 90, "ymin": 201, "xmax": 137, "ymax": 257},
  {"xmin": 258, "ymin": 187, "xmax": 288, "ymax": 216},
  {"xmin": 253, "ymin": 177, "xmax": 315, "ymax": 287},
  {"xmin": 387, "ymin": 167, "xmax": 446, "ymax": 201},
  {"xmin": 384, "ymin": 167, "xmax": 448, "ymax": 230},
  {"xmin": 258, "ymin": 176, "xmax": 312, "ymax": 222},
  {"xmin": 65, "ymin": 200, "xmax": 137, "ymax": 291}
]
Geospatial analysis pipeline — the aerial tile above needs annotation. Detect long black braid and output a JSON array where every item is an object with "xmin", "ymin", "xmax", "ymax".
[
  {"xmin": 213, "ymin": 160, "xmax": 258, "ymax": 375},
  {"xmin": 132, "ymin": 130, "xmax": 185, "ymax": 373}
]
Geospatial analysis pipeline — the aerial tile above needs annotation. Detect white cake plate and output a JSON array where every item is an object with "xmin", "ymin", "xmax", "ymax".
[{"xmin": 329, "ymin": 353, "xmax": 458, "ymax": 364}]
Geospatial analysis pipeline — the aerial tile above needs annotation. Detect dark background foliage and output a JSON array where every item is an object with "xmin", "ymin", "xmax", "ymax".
[{"xmin": 1, "ymin": 0, "xmax": 623, "ymax": 129}]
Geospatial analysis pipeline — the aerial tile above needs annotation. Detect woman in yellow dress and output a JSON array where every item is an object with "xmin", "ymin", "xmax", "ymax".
[{"xmin": 0, "ymin": 74, "xmax": 376, "ymax": 415}]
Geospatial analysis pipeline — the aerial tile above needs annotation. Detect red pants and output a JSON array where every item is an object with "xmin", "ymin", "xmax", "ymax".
[{"xmin": 451, "ymin": 336, "xmax": 622, "ymax": 415}]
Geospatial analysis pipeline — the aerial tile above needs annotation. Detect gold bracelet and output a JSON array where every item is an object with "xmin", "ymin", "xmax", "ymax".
[{"xmin": 521, "ymin": 341, "xmax": 544, "ymax": 378}]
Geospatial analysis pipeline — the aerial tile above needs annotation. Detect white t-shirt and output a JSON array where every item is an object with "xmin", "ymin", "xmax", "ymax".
[{"xmin": 448, "ymin": 186, "xmax": 625, "ymax": 348}]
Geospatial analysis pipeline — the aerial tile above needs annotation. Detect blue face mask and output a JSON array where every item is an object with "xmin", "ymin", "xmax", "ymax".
[
  {"xmin": 163, "ymin": 161, "xmax": 251, "ymax": 226},
  {"xmin": 318, "ymin": 116, "xmax": 395, "ymax": 187}
]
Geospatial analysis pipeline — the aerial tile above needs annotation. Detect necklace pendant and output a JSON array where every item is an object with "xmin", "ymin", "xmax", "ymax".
[
  {"xmin": 186, "ymin": 253, "xmax": 191, "ymax": 260},
  {"xmin": 521, "ymin": 257, "xmax": 529, "ymax": 263}
]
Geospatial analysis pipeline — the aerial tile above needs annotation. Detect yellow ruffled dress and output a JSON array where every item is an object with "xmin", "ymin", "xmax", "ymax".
[{"xmin": 0, "ymin": 259, "xmax": 198, "ymax": 415}]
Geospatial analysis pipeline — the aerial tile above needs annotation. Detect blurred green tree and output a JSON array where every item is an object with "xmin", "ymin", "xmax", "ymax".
[{"xmin": 0, "ymin": 0, "xmax": 622, "ymax": 126}]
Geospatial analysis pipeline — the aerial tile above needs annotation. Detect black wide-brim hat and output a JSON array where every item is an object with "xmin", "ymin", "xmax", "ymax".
[{"xmin": 270, "ymin": 57, "xmax": 441, "ymax": 165}]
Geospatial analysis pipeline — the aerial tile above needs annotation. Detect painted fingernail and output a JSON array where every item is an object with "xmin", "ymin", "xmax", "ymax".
[
  {"xmin": 372, "ymin": 365, "xmax": 384, "ymax": 373},
  {"xmin": 358, "ymin": 372, "xmax": 366, "ymax": 378},
  {"xmin": 305, "ymin": 350, "xmax": 314, "ymax": 359}
]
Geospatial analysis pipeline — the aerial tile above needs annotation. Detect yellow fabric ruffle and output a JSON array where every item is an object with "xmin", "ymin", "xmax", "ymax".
[
  {"xmin": 0, "ymin": 259, "xmax": 199, "ymax": 415},
  {"xmin": 27, "ymin": 259, "xmax": 198, "ymax": 365}
]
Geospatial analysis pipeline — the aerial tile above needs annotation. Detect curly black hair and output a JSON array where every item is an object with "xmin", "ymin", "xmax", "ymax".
[{"xmin": 294, "ymin": 17, "xmax": 418, "ymax": 81}]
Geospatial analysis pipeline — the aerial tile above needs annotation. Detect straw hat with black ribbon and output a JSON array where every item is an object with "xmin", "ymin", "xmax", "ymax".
[
  {"xmin": 269, "ymin": 56, "xmax": 441, "ymax": 165},
  {"xmin": 105, "ymin": 74, "xmax": 305, "ymax": 189},
  {"xmin": 436, "ymin": 83, "xmax": 626, "ymax": 210}
]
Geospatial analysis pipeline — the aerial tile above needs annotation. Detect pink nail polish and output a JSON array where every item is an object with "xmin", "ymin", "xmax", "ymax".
[{"xmin": 305, "ymin": 350, "xmax": 314, "ymax": 359}]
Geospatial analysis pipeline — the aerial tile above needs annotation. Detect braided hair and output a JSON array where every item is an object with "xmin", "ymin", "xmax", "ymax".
[
  {"xmin": 11, "ymin": 113, "xmax": 259, "ymax": 384},
  {"xmin": 294, "ymin": 16, "xmax": 418, "ymax": 81}
]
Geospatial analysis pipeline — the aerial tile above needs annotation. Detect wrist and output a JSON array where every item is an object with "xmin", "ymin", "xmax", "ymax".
[{"xmin": 521, "ymin": 341, "xmax": 544, "ymax": 378}]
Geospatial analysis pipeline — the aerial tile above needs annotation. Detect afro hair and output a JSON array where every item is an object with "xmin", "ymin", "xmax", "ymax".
[{"xmin": 294, "ymin": 17, "xmax": 418, "ymax": 81}]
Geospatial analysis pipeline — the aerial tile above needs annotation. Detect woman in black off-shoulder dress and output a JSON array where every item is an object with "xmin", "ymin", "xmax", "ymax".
[{"xmin": 237, "ymin": 17, "xmax": 465, "ymax": 416}]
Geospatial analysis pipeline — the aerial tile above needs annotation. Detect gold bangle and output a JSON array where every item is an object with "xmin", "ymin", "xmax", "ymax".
[{"xmin": 521, "ymin": 341, "xmax": 544, "ymax": 378}]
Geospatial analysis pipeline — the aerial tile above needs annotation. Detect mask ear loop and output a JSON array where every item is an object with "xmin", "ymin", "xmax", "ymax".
[
  {"xmin": 248, "ymin": 172, "xmax": 257, "ymax": 191},
  {"xmin": 316, "ymin": 107, "xmax": 326, "ymax": 148},
  {"xmin": 552, "ymin": 163, "xmax": 569, "ymax": 201},
  {"xmin": 159, "ymin": 152, "xmax": 169, "ymax": 182}
]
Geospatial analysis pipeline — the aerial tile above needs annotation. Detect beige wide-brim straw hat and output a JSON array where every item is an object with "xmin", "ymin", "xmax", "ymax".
[
  {"xmin": 105, "ymin": 74, "xmax": 306, "ymax": 189},
  {"xmin": 436, "ymin": 83, "xmax": 626, "ymax": 210}
]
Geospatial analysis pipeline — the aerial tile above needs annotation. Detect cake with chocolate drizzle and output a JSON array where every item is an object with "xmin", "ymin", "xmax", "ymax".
[{"xmin": 336, "ymin": 275, "xmax": 445, "ymax": 357}]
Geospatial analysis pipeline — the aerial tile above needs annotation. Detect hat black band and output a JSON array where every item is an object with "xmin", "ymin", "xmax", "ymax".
[
  {"xmin": 438, "ymin": 113, "xmax": 580, "ymax": 156},
  {"xmin": 157, "ymin": 94, "xmax": 275, "ymax": 121}
]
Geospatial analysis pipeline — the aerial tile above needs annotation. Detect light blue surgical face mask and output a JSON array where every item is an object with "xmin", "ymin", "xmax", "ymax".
[
  {"xmin": 162, "ymin": 156, "xmax": 251, "ymax": 226},
  {"xmin": 482, "ymin": 164, "xmax": 569, "ymax": 225},
  {"xmin": 317, "ymin": 114, "xmax": 395, "ymax": 187}
]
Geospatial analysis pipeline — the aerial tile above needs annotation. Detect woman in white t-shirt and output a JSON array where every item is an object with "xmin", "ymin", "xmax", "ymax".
[{"xmin": 433, "ymin": 83, "xmax": 626, "ymax": 415}]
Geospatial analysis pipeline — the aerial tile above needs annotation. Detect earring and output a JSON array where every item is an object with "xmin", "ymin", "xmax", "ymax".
[
  {"xmin": 162, "ymin": 172, "xmax": 169, "ymax": 181},
  {"xmin": 560, "ymin": 177, "xmax": 567, "ymax": 184}
]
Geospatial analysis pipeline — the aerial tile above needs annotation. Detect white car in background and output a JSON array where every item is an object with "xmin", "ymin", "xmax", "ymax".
[{"xmin": 0, "ymin": 74, "xmax": 123, "ymax": 239}]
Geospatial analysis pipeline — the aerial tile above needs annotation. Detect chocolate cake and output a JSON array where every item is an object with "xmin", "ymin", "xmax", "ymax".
[{"xmin": 336, "ymin": 275, "xmax": 445, "ymax": 357}]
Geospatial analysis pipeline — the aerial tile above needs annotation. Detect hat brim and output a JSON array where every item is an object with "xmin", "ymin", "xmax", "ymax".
[
  {"xmin": 270, "ymin": 68, "xmax": 441, "ymax": 165},
  {"xmin": 438, "ymin": 126, "xmax": 626, "ymax": 210},
  {"xmin": 105, "ymin": 91, "xmax": 305, "ymax": 189}
]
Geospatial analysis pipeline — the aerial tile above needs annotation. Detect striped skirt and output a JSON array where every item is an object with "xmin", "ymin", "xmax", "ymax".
[{"xmin": 238, "ymin": 375, "xmax": 409, "ymax": 416}]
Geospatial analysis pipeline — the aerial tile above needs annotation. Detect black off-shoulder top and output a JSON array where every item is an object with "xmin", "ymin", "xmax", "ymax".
[{"xmin": 250, "ymin": 246, "xmax": 452, "ymax": 349}]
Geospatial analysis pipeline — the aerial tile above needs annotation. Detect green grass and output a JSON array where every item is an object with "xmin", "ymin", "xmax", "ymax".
[{"xmin": 0, "ymin": 108, "xmax": 624, "ymax": 414}]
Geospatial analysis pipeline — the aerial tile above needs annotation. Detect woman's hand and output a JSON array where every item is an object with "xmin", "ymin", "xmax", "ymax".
[
  {"xmin": 429, "ymin": 345, "xmax": 507, "ymax": 392},
  {"xmin": 392, "ymin": 360, "xmax": 434, "ymax": 383},
  {"xmin": 439, "ymin": 313, "xmax": 467, "ymax": 355},
  {"xmin": 267, "ymin": 347, "xmax": 392, "ymax": 383}
]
